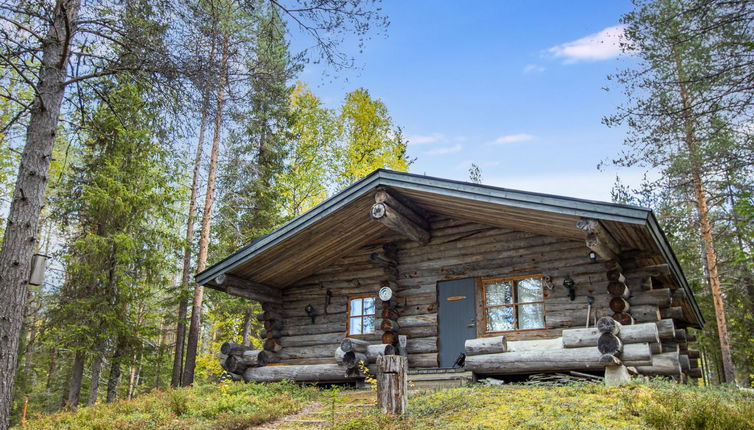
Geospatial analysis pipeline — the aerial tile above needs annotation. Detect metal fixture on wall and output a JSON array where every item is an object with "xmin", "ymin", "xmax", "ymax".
[
  {"xmin": 305, "ymin": 304, "xmax": 316, "ymax": 324},
  {"xmin": 563, "ymin": 275, "xmax": 576, "ymax": 301},
  {"xmin": 588, "ymin": 250, "xmax": 598, "ymax": 263}
]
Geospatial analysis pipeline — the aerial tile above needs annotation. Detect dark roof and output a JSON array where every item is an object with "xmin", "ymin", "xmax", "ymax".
[{"xmin": 196, "ymin": 169, "xmax": 704, "ymax": 326}]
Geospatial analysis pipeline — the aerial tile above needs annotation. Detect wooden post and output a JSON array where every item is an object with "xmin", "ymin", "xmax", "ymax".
[{"xmin": 377, "ymin": 355, "xmax": 407, "ymax": 416}]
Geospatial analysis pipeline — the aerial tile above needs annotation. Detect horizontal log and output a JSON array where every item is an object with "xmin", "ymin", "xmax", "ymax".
[
  {"xmin": 382, "ymin": 332, "xmax": 397, "ymax": 345},
  {"xmin": 626, "ymin": 275, "xmax": 652, "ymax": 291},
  {"xmin": 649, "ymin": 343, "xmax": 663, "ymax": 355},
  {"xmin": 341, "ymin": 338, "xmax": 370, "ymax": 353},
  {"xmin": 220, "ymin": 342, "xmax": 252, "ymax": 356},
  {"xmin": 236, "ymin": 350, "xmax": 269, "ymax": 367},
  {"xmin": 679, "ymin": 355, "xmax": 691, "ymax": 373},
  {"xmin": 635, "ymin": 352, "xmax": 681, "ymax": 377},
  {"xmin": 656, "ymin": 319, "xmax": 676, "ymax": 340},
  {"xmin": 629, "ymin": 289, "xmax": 671, "ymax": 307},
  {"xmin": 506, "ymin": 338, "xmax": 563, "ymax": 352},
  {"xmin": 687, "ymin": 349, "xmax": 700, "ymax": 359},
  {"xmin": 562, "ymin": 323, "xmax": 659, "ymax": 348},
  {"xmin": 609, "ymin": 297, "xmax": 630, "ymax": 313},
  {"xmin": 408, "ymin": 353, "xmax": 438, "ymax": 368},
  {"xmin": 661, "ymin": 307, "xmax": 684, "ymax": 320},
  {"xmin": 243, "ymin": 364, "xmax": 370, "ymax": 383},
  {"xmin": 688, "ymin": 368, "xmax": 702, "ymax": 378},
  {"xmin": 465, "ymin": 336, "xmax": 507, "ymax": 356},
  {"xmin": 632, "ymin": 305, "xmax": 660, "ymax": 322},
  {"xmin": 366, "ymin": 344, "xmax": 395, "ymax": 362},
  {"xmin": 396, "ymin": 314, "xmax": 436, "ymax": 328},
  {"xmin": 371, "ymin": 202, "xmax": 430, "ymax": 245},
  {"xmin": 624, "ymin": 264, "xmax": 670, "ymax": 278},
  {"xmin": 465, "ymin": 344, "xmax": 650, "ymax": 375},
  {"xmin": 374, "ymin": 189, "xmax": 430, "ymax": 230},
  {"xmin": 406, "ymin": 337, "xmax": 437, "ymax": 354}
]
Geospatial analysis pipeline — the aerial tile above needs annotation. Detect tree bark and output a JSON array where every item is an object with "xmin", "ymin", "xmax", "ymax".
[
  {"xmin": 241, "ymin": 308, "xmax": 253, "ymax": 347},
  {"xmin": 87, "ymin": 344, "xmax": 105, "ymax": 407},
  {"xmin": 0, "ymin": 1, "xmax": 81, "ymax": 427},
  {"xmin": 66, "ymin": 351, "xmax": 86, "ymax": 410},
  {"xmin": 106, "ymin": 337, "xmax": 125, "ymax": 403},
  {"xmin": 673, "ymin": 49, "xmax": 735, "ymax": 383},
  {"xmin": 183, "ymin": 36, "xmax": 230, "ymax": 386},
  {"xmin": 171, "ymin": 104, "xmax": 207, "ymax": 389}
]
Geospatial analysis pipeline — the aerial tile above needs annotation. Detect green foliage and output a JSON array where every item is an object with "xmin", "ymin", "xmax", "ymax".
[
  {"xmin": 335, "ymin": 88, "xmax": 410, "ymax": 188},
  {"xmin": 17, "ymin": 381, "xmax": 316, "ymax": 430}
]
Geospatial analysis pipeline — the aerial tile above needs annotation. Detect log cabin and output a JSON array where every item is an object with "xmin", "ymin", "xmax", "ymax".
[{"xmin": 197, "ymin": 169, "xmax": 704, "ymax": 385}]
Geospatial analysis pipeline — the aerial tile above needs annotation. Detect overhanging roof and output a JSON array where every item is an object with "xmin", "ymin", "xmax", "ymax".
[{"xmin": 196, "ymin": 169, "xmax": 704, "ymax": 326}]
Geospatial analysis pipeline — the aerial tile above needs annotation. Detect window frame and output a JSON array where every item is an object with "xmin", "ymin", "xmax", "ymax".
[
  {"xmin": 481, "ymin": 274, "xmax": 546, "ymax": 334},
  {"xmin": 346, "ymin": 295, "xmax": 376, "ymax": 337}
]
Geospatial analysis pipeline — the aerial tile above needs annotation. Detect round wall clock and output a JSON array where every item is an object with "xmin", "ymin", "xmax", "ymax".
[{"xmin": 378, "ymin": 286, "xmax": 393, "ymax": 301}]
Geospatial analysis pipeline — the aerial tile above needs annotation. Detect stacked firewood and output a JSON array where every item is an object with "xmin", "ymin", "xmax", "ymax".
[
  {"xmin": 334, "ymin": 338, "xmax": 395, "ymax": 376},
  {"xmin": 464, "ymin": 317, "xmax": 700, "ymax": 381},
  {"xmin": 259, "ymin": 303, "xmax": 283, "ymax": 353},
  {"xmin": 220, "ymin": 342, "xmax": 271, "ymax": 381}
]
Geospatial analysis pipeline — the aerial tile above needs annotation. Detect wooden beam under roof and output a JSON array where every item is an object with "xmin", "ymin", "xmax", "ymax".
[
  {"xmin": 370, "ymin": 190, "xmax": 430, "ymax": 245},
  {"xmin": 211, "ymin": 274, "xmax": 282, "ymax": 304}
]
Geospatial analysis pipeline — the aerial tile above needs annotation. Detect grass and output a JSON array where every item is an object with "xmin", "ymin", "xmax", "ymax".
[
  {"xmin": 17, "ymin": 381, "xmax": 316, "ymax": 430},
  {"xmin": 333, "ymin": 380, "xmax": 754, "ymax": 430},
  {"xmin": 18, "ymin": 379, "xmax": 754, "ymax": 430}
]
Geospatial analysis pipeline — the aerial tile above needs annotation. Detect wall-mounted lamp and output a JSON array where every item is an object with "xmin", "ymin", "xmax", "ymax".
[
  {"xmin": 588, "ymin": 251, "xmax": 598, "ymax": 263},
  {"xmin": 563, "ymin": 275, "xmax": 576, "ymax": 301},
  {"xmin": 304, "ymin": 304, "xmax": 316, "ymax": 324}
]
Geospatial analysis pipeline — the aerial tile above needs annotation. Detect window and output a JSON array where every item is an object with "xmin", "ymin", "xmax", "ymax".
[
  {"xmin": 348, "ymin": 296, "xmax": 375, "ymax": 336},
  {"xmin": 483, "ymin": 276, "xmax": 545, "ymax": 332}
]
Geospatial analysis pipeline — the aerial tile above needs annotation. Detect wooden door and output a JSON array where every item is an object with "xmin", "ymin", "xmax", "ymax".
[{"xmin": 437, "ymin": 278, "xmax": 477, "ymax": 368}]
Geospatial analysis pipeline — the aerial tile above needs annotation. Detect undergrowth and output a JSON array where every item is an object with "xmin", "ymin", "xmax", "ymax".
[{"xmin": 16, "ymin": 380, "xmax": 316, "ymax": 430}]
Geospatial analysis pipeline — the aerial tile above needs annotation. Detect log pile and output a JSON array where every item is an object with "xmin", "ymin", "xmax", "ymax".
[
  {"xmin": 259, "ymin": 302, "xmax": 283, "ymax": 353},
  {"xmin": 335, "ymin": 338, "xmax": 395, "ymax": 376},
  {"xmin": 219, "ymin": 342, "xmax": 271, "ymax": 380},
  {"xmin": 464, "ymin": 317, "xmax": 700, "ymax": 380}
]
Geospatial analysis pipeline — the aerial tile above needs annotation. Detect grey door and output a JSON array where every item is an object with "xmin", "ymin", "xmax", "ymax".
[{"xmin": 437, "ymin": 278, "xmax": 477, "ymax": 368}]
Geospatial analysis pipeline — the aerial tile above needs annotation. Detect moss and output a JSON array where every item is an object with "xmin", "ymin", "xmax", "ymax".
[{"xmin": 18, "ymin": 381, "xmax": 316, "ymax": 430}]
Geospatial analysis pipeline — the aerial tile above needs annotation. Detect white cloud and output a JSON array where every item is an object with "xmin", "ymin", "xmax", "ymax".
[
  {"xmin": 549, "ymin": 25, "xmax": 627, "ymax": 63},
  {"xmin": 523, "ymin": 64, "xmax": 545, "ymax": 74},
  {"xmin": 424, "ymin": 144, "xmax": 462, "ymax": 156},
  {"xmin": 407, "ymin": 133, "xmax": 445, "ymax": 145},
  {"xmin": 492, "ymin": 133, "xmax": 535, "ymax": 144}
]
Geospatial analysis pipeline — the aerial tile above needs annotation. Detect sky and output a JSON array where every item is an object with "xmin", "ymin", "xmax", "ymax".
[{"xmin": 291, "ymin": 1, "xmax": 644, "ymax": 202}]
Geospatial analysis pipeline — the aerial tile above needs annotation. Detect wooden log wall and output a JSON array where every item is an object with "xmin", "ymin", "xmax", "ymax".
[
  {"xmin": 276, "ymin": 216, "xmax": 626, "ymax": 367},
  {"xmin": 266, "ymin": 215, "xmax": 699, "ymax": 380}
]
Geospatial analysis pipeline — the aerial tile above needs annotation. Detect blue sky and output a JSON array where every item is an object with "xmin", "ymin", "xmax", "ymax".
[{"xmin": 292, "ymin": 1, "xmax": 643, "ymax": 201}]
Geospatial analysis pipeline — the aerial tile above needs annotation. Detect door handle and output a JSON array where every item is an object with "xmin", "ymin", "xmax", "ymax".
[{"xmin": 467, "ymin": 323, "xmax": 475, "ymax": 327}]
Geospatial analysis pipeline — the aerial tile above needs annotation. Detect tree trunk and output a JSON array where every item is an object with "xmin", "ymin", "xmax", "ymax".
[
  {"xmin": 0, "ymin": 1, "xmax": 81, "ymax": 426},
  {"xmin": 106, "ymin": 338, "xmax": 125, "ymax": 403},
  {"xmin": 87, "ymin": 351, "xmax": 104, "ymax": 407},
  {"xmin": 241, "ymin": 308, "xmax": 254, "ymax": 347},
  {"xmin": 673, "ymin": 49, "xmax": 736, "ymax": 383},
  {"xmin": 183, "ymin": 36, "xmax": 230, "ymax": 386},
  {"xmin": 46, "ymin": 348, "xmax": 58, "ymax": 390},
  {"xmin": 66, "ymin": 351, "xmax": 86, "ymax": 410},
  {"xmin": 171, "ymin": 84, "xmax": 212, "ymax": 389}
]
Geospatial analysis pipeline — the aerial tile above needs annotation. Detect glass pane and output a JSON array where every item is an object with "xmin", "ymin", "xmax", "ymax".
[
  {"xmin": 518, "ymin": 303, "xmax": 545, "ymax": 329},
  {"xmin": 486, "ymin": 281, "xmax": 513, "ymax": 306},
  {"xmin": 487, "ymin": 306, "xmax": 514, "ymax": 332},
  {"xmin": 363, "ymin": 297, "xmax": 375, "ymax": 315},
  {"xmin": 517, "ymin": 278, "xmax": 543, "ymax": 303},
  {"xmin": 349, "ymin": 317, "xmax": 363, "ymax": 335},
  {"xmin": 350, "ymin": 298, "xmax": 362, "ymax": 316},
  {"xmin": 363, "ymin": 316, "xmax": 375, "ymax": 334}
]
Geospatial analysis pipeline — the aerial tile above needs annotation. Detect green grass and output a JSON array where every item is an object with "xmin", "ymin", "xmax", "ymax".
[
  {"xmin": 19, "ymin": 380, "xmax": 754, "ymax": 430},
  {"xmin": 17, "ymin": 381, "xmax": 316, "ymax": 430},
  {"xmin": 335, "ymin": 381, "xmax": 754, "ymax": 430}
]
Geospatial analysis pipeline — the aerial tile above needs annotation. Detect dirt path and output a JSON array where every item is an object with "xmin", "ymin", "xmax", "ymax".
[{"xmin": 250, "ymin": 389, "xmax": 377, "ymax": 430}]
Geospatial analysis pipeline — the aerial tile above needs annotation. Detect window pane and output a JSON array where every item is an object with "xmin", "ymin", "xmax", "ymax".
[
  {"xmin": 363, "ymin": 298, "xmax": 375, "ymax": 315},
  {"xmin": 363, "ymin": 316, "xmax": 375, "ymax": 334},
  {"xmin": 518, "ymin": 303, "xmax": 545, "ymax": 329},
  {"xmin": 486, "ymin": 281, "xmax": 513, "ymax": 306},
  {"xmin": 350, "ymin": 298, "xmax": 362, "ymax": 316},
  {"xmin": 517, "ymin": 278, "xmax": 543, "ymax": 303},
  {"xmin": 349, "ymin": 317, "xmax": 363, "ymax": 335},
  {"xmin": 487, "ymin": 306, "xmax": 514, "ymax": 332}
]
